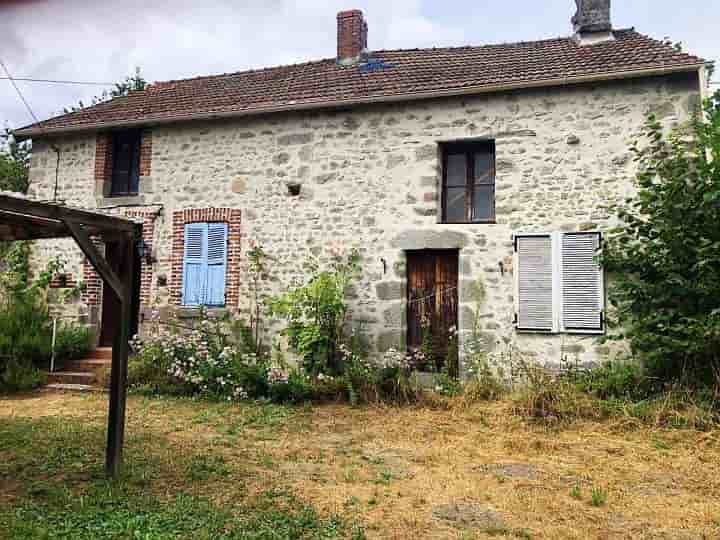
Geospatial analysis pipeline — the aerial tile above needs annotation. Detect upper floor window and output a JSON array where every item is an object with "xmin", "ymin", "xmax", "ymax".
[
  {"xmin": 441, "ymin": 141, "xmax": 495, "ymax": 223},
  {"xmin": 110, "ymin": 130, "xmax": 141, "ymax": 196}
]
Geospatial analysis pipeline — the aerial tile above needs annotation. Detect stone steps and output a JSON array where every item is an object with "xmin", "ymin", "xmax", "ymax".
[
  {"xmin": 44, "ymin": 383, "xmax": 106, "ymax": 393},
  {"xmin": 44, "ymin": 347, "xmax": 113, "ymax": 390},
  {"xmin": 47, "ymin": 371, "xmax": 96, "ymax": 385}
]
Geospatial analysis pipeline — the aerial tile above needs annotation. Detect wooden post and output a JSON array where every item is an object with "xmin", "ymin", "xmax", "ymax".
[{"xmin": 105, "ymin": 233, "xmax": 138, "ymax": 477}]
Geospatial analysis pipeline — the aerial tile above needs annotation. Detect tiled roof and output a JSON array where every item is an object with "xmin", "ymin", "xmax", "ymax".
[{"xmin": 15, "ymin": 29, "xmax": 706, "ymax": 137}]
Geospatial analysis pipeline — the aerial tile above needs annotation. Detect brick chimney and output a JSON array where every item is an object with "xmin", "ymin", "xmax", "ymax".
[
  {"xmin": 337, "ymin": 9, "xmax": 368, "ymax": 65},
  {"xmin": 572, "ymin": 0, "xmax": 614, "ymax": 45}
]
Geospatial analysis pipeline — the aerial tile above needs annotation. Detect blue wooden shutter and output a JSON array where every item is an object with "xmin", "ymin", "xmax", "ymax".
[
  {"xmin": 205, "ymin": 222, "xmax": 228, "ymax": 306},
  {"xmin": 182, "ymin": 222, "xmax": 208, "ymax": 306}
]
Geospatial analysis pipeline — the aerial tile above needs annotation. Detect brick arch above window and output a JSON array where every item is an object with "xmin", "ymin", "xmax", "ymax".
[{"xmin": 170, "ymin": 208, "xmax": 242, "ymax": 308}]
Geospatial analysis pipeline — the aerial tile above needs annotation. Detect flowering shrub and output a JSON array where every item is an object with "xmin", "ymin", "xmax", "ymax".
[
  {"xmin": 339, "ymin": 344, "xmax": 422, "ymax": 404},
  {"xmin": 129, "ymin": 315, "xmax": 267, "ymax": 400}
]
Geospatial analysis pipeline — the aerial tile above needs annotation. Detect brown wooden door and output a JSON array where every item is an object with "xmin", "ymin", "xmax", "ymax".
[
  {"xmin": 98, "ymin": 242, "xmax": 122, "ymax": 347},
  {"xmin": 407, "ymin": 250, "xmax": 458, "ymax": 375}
]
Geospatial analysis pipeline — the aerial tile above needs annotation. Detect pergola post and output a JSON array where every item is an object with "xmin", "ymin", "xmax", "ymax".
[{"xmin": 106, "ymin": 235, "xmax": 138, "ymax": 477}]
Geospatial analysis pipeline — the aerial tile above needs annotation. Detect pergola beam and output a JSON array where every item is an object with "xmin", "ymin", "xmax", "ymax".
[
  {"xmin": 64, "ymin": 220, "xmax": 126, "ymax": 300},
  {"xmin": 0, "ymin": 194, "xmax": 137, "ymax": 234}
]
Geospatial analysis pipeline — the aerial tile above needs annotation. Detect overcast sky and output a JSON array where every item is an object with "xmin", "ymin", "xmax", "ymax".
[{"xmin": 1, "ymin": 0, "xmax": 718, "ymax": 132}]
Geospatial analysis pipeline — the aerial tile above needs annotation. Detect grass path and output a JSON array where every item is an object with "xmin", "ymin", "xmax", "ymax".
[{"xmin": 1, "ymin": 391, "xmax": 719, "ymax": 539}]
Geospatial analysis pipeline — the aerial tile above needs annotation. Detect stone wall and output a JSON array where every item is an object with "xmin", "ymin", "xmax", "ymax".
[{"xmin": 27, "ymin": 72, "xmax": 701, "ymax": 371}]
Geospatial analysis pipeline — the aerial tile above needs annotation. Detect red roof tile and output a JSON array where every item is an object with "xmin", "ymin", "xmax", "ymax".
[{"xmin": 15, "ymin": 29, "xmax": 706, "ymax": 137}]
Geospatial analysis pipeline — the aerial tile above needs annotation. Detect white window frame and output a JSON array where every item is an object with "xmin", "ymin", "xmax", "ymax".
[{"xmin": 513, "ymin": 231, "xmax": 605, "ymax": 335}]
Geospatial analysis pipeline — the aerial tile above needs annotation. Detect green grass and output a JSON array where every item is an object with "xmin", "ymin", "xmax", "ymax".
[{"xmin": 0, "ymin": 398, "xmax": 359, "ymax": 539}]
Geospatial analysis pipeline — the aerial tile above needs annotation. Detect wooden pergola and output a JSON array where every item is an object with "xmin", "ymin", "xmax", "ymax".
[{"xmin": 0, "ymin": 193, "xmax": 141, "ymax": 477}]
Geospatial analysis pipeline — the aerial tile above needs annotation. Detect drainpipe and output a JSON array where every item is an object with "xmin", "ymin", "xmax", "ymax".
[{"xmin": 51, "ymin": 143, "xmax": 60, "ymax": 202}]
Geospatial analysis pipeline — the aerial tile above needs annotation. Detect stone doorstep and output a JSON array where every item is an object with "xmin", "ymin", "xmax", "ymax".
[
  {"xmin": 47, "ymin": 371, "xmax": 95, "ymax": 386},
  {"xmin": 44, "ymin": 383, "xmax": 106, "ymax": 393}
]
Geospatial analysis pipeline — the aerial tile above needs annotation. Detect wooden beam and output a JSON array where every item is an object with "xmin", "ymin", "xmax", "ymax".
[
  {"xmin": 0, "ymin": 194, "xmax": 137, "ymax": 233},
  {"xmin": 64, "ymin": 220, "xmax": 125, "ymax": 300},
  {"xmin": 106, "ymin": 235, "xmax": 138, "ymax": 477}
]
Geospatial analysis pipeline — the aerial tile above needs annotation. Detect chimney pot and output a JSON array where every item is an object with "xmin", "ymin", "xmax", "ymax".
[{"xmin": 337, "ymin": 9, "xmax": 368, "ymax": 65}]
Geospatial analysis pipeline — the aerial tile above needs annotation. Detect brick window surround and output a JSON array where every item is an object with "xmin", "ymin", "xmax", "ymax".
[
  {"xmin": 81, "ymin": 208, "xmax": 159, "ymax": 308},
  {"xmin": 170, "ymin": 208, "xmax": 242, "ymax": 308},
  {"xmin": 95, "ymin": 130, "xmax": 152, "ymax": 196}
]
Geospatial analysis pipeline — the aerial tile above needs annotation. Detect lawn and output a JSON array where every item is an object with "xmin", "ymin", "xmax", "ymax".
[{"xmin": 1, "ymin": 392, "xmax": 719, "ymax": 539}]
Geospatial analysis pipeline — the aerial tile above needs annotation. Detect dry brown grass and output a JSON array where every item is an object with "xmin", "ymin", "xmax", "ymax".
[{"xmin": 2, "ymin": 391, "xmax": 720, "ymax": 539}]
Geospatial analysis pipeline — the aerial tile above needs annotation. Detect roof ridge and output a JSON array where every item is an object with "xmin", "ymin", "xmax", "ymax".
[
  {"xmin": 147, "ymin": 29, "xmax": 647, "ymax": 89},
  {"xmin": 14, "ymin": 27, "xmax": 706, "ymax": 137}
]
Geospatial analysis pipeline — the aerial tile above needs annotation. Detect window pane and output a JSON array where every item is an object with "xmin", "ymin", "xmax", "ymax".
[
  {"xmin": 446, "ymin": 154, "xmax": 467, "ymax": 186},
  {"xmin": 474, "ymin": 150, "xmax": 494, "ymax": 185},
  {"xmin": 444, "ymin": 187, "xmax": 466, "ymax": 222},
  {"xmin": 471, "ymin": 185, "xmax": 494, "ymax": 221}
]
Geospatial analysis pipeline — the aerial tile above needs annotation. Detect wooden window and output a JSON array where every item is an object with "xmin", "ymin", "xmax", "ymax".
[
  {"xmin": 181, "ymin": 222, "xmax": 228, "ymax": 307},
  {"xmin": 441, "ymin": 141, "xmax": 495, "ymax": 223},
  {"xmin": 110, "ymin": 130, "xmax": 141, "ymax": 196},
  {"xmin": 514, "ymin": 232, "xmax": 604, "ymax": 334}
]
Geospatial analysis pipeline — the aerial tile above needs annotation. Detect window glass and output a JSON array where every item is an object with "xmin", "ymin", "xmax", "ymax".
[
  {"xmin": 444, "ymin": 187, "xmax": 466, "ymax": 222},
  {"xmin": 471, "ymin": 185, "xmax": 494, "ymax": 221},
  {"xmin": 445, "ymin": 154, "xmax": 467, "ymax": 186},
  {"xmin": 474, "ymin": 151, "xmax": 494, "ymax": 184}
]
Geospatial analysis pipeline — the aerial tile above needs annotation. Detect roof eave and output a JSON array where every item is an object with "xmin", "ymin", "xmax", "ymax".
[{"xmin": 13, "ymin": 62, "xmax": 706, "ymax": 140}]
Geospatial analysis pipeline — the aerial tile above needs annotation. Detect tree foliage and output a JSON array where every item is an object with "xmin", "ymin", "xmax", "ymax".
[
  {"xmin": 64, "ymin": 66, "xmax": 147, "ymax": 113},
  {"xmin": 0, "ymin": 130, "xmax": 29, "ymax": 193},
  {"xmin": 603, "ymin": 91, "xmax": 720, "ymax": 386}
]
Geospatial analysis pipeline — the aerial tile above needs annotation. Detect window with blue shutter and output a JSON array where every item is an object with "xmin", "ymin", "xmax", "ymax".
[{"xmin": 181, "ymin": 222, "xmax": 228, "ymax": 306}]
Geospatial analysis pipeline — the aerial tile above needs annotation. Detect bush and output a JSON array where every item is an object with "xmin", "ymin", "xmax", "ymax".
[
  {"xmin": 268, "ymin": 248, "xmax": 360, "ymax": 375},
  {"xmin": 603, "ymin": 92, "xmax": 720, "ymax": 386},
  {"xmin": 574, "ymin": 359, "xmax": 649, "ymax": 400},
  {"xmin": 129, "ymin": 314, "xmax": 267, "ymax": 400},
  {"xmin": 53, "ymin": 323, "xmax": 94, "ymax": 365},
  {"xmin": 0, "ymin": 245, "xmax": 88, "ymax": 392},
  {"xmin": 1, "ymin": 357, "xmax": 46, "ymax": 391}
]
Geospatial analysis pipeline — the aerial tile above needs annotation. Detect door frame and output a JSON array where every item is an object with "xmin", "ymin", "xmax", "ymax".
[{"xmin": 405, "ymin": 248, "xmax": 459, "ymax": 376}]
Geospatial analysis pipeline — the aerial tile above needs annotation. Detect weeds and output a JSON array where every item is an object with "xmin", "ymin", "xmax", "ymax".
[{"xmin": 590, "ymin": 486, "xmax": 608, "ymax": 507}]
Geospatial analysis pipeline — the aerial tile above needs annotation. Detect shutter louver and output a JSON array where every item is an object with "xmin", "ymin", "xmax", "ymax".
[
  {"xmin": 182, "ymin": 222, "xmax": 208, "ymax": 306},
  {"xmin": 561, "ymin": 232, "xmax": 603, "ymax": 331},
  {"xmin": 205, "ymin": 223, "xmax": 228, "ymax": 306},
  {"xmin": 516, "ymin": 235, "xmax": 554, "ymax": 331}
]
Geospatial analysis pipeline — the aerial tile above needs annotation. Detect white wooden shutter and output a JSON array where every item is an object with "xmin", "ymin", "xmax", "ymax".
[
  {"xmin": 515, "ymin": 235, "xmax": 554, "ymax": 331},
  {"xmin": 561, "ymin": 232, "xmax": 603, "ymax": 332}
]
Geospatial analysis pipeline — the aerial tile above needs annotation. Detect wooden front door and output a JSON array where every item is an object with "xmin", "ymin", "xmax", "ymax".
[
  {"xmin": 406, "ymin": 250, "xmax": 459, "ymax": 375},
  {"xmin": 98, "ymin": 242, "xmax": 123, "ymax": 347}
]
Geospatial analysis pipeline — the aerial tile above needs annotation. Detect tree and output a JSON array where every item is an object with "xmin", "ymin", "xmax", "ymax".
[
  {"xmin": 64, "ymin": 66, "xmax": 147, "ymax": 113},
  {"xmin": 0, "ymin": 130, "xmax": 29, "ymax": 193},
  {"xmin": 603, "ymin": 90, "xmax": 720, "ymax": 387}
]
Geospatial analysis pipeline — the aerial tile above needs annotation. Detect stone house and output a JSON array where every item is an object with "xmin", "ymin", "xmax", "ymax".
[{"xmin": 14, "ymin": 1, "xmax": 710, "ymax": 374}]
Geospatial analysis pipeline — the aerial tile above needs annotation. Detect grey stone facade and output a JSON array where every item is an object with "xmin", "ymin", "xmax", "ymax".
[{"xmin": 27, "ymin": 72, "xmax": 702, "ymax": 373}]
